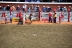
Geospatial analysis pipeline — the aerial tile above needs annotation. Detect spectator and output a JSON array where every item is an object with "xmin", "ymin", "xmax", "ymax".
[
  {"xmin": 16, "ymin": 5, "xmax": 20, "ymax": 12},
  {"xmin": 12, "ymin": 6, "xmax": 16, "ymax": 11},
  {"xmin": 37, "ymin": 5, "xmax": 40, "ymax": 12},
  {"xmin": 27, "ymin": 7, "xmax": 31, "ymax": 12},
  {"xmin": 10, "ymin": 7, "xmax": 13, "ymax": 12},
  {"xmin": 34, "ymin": 5, "xmax": 37, "ymax": 12},
  {"xmin": 42, "ymin": 6, "xmax": 46, "ymax": 12},
  {"xmin": 2, "ymin": 6, "xmax": 6, "ymax": 11},
  {"xmin": 46, "ymin": 6, "xmax": 52, "ymax": 12},
  {"xmin": 39, "ymin": 6, "xmax": 42, "ymax": 12},
  {"xmin": 48, "ymin": 6, "xmax": 52, "ymax": 12},
  {"xmin": 68, "ymin": 6, "xmax": 72, "ymax": 12},
  {"xmin": 6, "ymin": 5, "xmax": 10, "ymax": 11},
  {"xmin": 60, "ymin": 7, "xmax": 63, "ymax": 12},
  {"xmin": 30, "ymin": 5, "xmax": 34, "ymax": 12},
  {"xmin": 63, "ymin": 6, "xmax": 67, "ymax": 12},
  {"xmin": 1, "ymin": 12, "xmax": 7, "ymax": 24},
  {"xmin": 46, "ymin": 6, "xmax": 50, "ymax": 12},
  {"xmin": 0, "ymin": 6, "xmax": 2, "ymax": 10},
  {"xmin": 57, "ymin": 6, "xmax": 60, "ymax": 12},
  {"xmin": 24, "ymin": 5, "xmax": 27, "ymax": 12},
  {"xmin": 22, "ymin": 5, "xmax": 25, "ymax": 12}
]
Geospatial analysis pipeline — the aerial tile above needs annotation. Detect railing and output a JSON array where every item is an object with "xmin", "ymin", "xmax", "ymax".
[{"xmin": 0, "ymin": 11, "xmax": 72, "ymax": 23}]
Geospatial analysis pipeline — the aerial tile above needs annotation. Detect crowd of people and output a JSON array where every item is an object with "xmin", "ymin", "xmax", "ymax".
[
  {"xmin": 0, "ymin": 5, "xmax": 72, "ymax": 12},
  {"xmin": 0, "ymin": 5, "xmax": 72, "ymax": 25}
]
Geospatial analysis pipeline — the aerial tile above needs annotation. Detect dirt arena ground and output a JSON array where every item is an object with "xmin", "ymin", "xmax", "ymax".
[
  {"xmin": 0, "ymin": 21, "xmax": 72, "ymax": 48},
  {"xmin": 0, "ymin": 20, "xmax": 72, "ymax": 25}
]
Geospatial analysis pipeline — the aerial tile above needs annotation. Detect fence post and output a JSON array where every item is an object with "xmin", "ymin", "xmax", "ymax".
[
  {"xmin": 68, "ymin": 11, "xmax": 70, "ymax": 22},
  {"xmin": 40, "ymin": 12, "xmax": 42, "ymax": 21}
]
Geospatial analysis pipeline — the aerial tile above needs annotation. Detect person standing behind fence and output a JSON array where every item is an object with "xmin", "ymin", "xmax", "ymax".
[
  {"xmin": 24, "ymin": 5, "xmax": 27, "ymax": 12},
  {"xmin": 16, "ymin": 5, "xmax": 20, "ymax": 12},
  {"xmin": 34, "ymin": 5, "xmax": 37, "ymax": 12},
  {"xmin": 1, "ymin": 12, "xmax": 7, "ymax": 24},
  {"xmin": 18, "ymin": 12, "xmax": 23, "ymax": 25},
  {"xmin": 12, "ymin": 6, "xmax": 16, "ymax": 11},
  {"xmin": 48, "ymin": 12, "xmax": 52, "ymax": 23},
  {"xmin": 42, "ymin": 6, "xmax": 46, "ymax": 12},
  {"xmin": 2, "ymin": 6, "xmax": 6, "ymax": 11},
  {"xmin": 10, "ymin": 12, "xmax": 13, "ymax": 23},
  {"xmin": 53, "ymin": 13, "xmax": 57, "ymax": 23}
]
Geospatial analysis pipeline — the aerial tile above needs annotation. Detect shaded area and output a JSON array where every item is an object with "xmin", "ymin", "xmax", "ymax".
[{"xmin": 0, "ymin": 24, "xmax": 72, "ymax": 48}]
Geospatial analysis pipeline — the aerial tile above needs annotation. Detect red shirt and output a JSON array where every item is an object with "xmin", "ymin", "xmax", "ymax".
[
  {"xmin": 20, "ymin": 17, "xmax": 23, "ymax": 20},
  {"xmin": 19, "ymin": 13, "xmax": 22, "ymax": 17},
  {"xmin": 16, "ymin": 13, "xmax": 19, "ymax": 17},
  {"xmin": 19, "ymin": 12, "xmax": 23, "ymax": 20},
  {"xmin": 48, "ymin": 13, "xmax": 52, "ymax": 17},
  {"xmin": 2, "ymin": 13, "xmax": 6, "ymax": 17}
]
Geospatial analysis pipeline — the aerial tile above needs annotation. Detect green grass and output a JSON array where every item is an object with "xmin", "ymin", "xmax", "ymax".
[{"xmin": 0, "ymin": 24, "xmax": 72, "ymax": 48}]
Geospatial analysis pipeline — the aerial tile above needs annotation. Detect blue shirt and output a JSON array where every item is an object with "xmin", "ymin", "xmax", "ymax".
[
  {"xmin": 10, "ymin": 14, "xmax": 13, "ymax": 19},
  {"xmin": 42, "ymin": 7, "xmax": 46, "ymax": 12}
]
